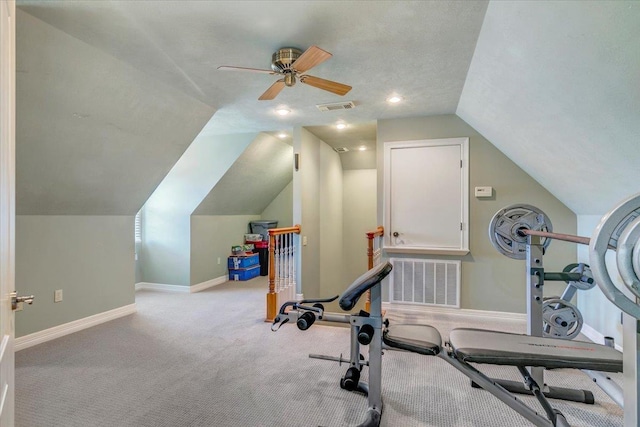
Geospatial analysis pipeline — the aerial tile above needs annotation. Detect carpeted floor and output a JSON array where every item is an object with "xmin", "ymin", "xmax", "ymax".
[{"xmin": 16, "ymin": 277, "xmax": 623, "ymax": 426}]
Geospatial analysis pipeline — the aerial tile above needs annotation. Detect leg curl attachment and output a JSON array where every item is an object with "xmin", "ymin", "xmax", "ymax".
[{"xmin": 271, "ymin": 295, "xmax": 338, "ymax": 332}]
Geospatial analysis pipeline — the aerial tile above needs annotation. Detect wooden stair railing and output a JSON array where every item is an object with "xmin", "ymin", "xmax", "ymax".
[
  {"xmin": 266, "ymin": 225, "xmax": 301, "ymax": 322},
  {"xmin": 365, "ymin": 226, "xmax": 384, "ymax": 312}
]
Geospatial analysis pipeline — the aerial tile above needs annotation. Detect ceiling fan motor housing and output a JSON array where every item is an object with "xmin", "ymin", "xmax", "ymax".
[{"xmin": 271, "ymin": 48, "xmax": 302, "ymax": 73}]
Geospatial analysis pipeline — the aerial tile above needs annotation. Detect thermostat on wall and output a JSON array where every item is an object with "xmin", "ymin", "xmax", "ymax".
[{"xmin": 475, "ymin": 186, "xmax": 493, "ymax": 198}]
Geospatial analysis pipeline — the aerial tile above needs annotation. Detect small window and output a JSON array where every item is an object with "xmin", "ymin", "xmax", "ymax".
[{"xmin": 134, "ymin": 211, "xmax": 142, "ymax": 243}]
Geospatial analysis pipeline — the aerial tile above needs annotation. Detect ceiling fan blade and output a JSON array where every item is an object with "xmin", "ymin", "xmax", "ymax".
[
  {"xmin": 300, "ymin": 75, "xmax": 352, "ymax": 96},
  {"xmin": 217, "ymin": 65, "xmax": 276, "ymax": 74},
  {"xmin": 259, "ymin": 80, "xmax": 286, "ymax": 100},
  {"xmin": 292, "ymin": 45, "xmax": 332, "ymax": 73}
]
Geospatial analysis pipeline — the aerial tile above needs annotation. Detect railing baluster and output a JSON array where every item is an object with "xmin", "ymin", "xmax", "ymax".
[
  {"xmin": 266, "ymin": 225, "xmax": 302, "ymax": 322},
  {"xmin": 365, "ymin": 226, "xmax": 384, "ymax": 312}
]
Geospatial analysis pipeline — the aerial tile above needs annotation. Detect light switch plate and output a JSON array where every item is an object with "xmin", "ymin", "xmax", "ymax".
[{"xmin": 475, "ymin": 186, "xmax": 493, "ymax": 198}]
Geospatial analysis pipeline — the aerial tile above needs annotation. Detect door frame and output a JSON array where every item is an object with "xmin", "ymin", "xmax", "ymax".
[{"xmin": 0, "ymin": 0, "xmax": 16, "ymax": 424}]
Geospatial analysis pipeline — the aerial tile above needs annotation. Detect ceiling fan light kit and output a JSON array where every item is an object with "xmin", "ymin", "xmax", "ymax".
[{"xmin": 219, "ymin": 45, "xmax": 352, "ymax": 100}]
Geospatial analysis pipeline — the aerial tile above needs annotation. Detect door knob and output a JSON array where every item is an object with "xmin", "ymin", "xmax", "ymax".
[{"xmin": 10, "ymin": 291, "xmax": 35, "ymax": 310}]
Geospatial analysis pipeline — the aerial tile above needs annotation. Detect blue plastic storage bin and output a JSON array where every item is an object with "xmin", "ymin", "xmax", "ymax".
[
  {"xmin": 229, "ymin": 265, "xmax": 260, "ymax": 281},
  {"xmin": 227, "ymin": 253, "xmax": 259, "ymax": 270}
]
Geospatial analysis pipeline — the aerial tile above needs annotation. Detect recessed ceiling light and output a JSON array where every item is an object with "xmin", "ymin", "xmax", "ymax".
[
  {"xmin": 387, "ymin": 95, "xmax": 403, "ymax": 104},
  {"xmin": 275, "ymin": 108, "xmax": 290, "ymax": 116},
  {"xmin": 336, "ymin": 123, "xmax": 347, "ymax": 130},
  {"xmin": 358, "ymin": 146, "xmax": 367, "ymax": 151},
  {"xmin": 277, "ymin": 133, "xmax": 287, "ymax": 139}
]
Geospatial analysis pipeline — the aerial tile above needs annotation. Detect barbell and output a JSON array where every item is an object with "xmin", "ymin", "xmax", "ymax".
[{"xmin": 489, "ymin": 193, "xmax": 640, "ymax": 320}]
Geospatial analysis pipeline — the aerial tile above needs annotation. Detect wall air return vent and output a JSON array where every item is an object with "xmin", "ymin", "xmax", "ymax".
[
  {"xmin": 334, "ymin": 147, "xmax": 349, "ymax": 153},
  {"xmin": 316, "ymin": 101, "xmax": 356, "ymax": 112},
  {"xmin": 389, "ymin": 258, "xmax": 460, "ymax": 308}
]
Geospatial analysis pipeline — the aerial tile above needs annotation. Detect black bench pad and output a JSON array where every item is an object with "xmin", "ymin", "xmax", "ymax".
[
  {"xmin": 383, "ymin": 324, "xmax": 442, "ymax": 356},
  {"xmin": 450, "ymin": 328, "xmax": 623, "ymax": 373},
  {"xmin": 339, "ymin": 261, "xmax": 393, "ymax": 311}
]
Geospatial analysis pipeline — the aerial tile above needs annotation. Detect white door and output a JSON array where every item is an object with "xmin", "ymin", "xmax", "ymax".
[
  {"xmin": 384, "ymin": 138, "xmax": 469, "ymax": 253},
  {"xmin": 0, "ymin": 0, "xmax": 16, "ymax": 425}
]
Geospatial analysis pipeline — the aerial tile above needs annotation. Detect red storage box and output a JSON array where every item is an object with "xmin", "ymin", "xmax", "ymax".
[{"xmin": 247, "ymin": 240, "xmax": 268, "ymax": 249}]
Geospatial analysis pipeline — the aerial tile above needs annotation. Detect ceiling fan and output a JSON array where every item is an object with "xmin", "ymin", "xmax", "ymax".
[{"xmin": 218, "ymin": 45, "xmax": 352, "ymax": 101}]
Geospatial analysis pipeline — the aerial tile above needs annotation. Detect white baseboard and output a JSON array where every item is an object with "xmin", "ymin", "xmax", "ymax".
[
  {"xmin": 580, "ymin": 323, "xmax": 623, "ymax": 352},
  {"xmin": 190, "ymin": 275, "xmax": 228, "ymax": 293},
  {"xmin": 15, "ymin": 303, "xmax": 137, "ymax": 352},
  {"xmin": 135, "ymin": 282, "xmax": 190, "ymax": 293},
  {"xmin": 135, "ymin": 275, "xmax": 228, "ymax": 294},
  {"xmin": 382, "ymin": 302, "xmax": 526, "ymax": 323}
]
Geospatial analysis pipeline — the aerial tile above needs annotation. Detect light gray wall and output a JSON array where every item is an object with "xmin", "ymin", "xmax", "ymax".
[
  {"xmin": 299, "ymin": 128, "xmax": 345, "ymax": 299},
  {"xmin": 15, "ymin": 10, "xmax": 214, "ymax": 336},
  {"xmin": 15, "ymin": 216, "xmax": 135, "ymax": 337},
  {"xmin": 319, "ymin": 140, "xmax": 344, "ymax": 298},
  {"xmin": 577, "ymin": 215, "xmax": 623, "ymax": 345},
  {"xmin": 300, "ymin": 128, "xmax": 321, "ymax": 298},
  {"xmin": 16, "ymin": 10, "xmax": 215, "ymax": 215},
  {"xmin": 194, "ymin": 134, "xmax": 293, "ymax": 215},
  {"xmin": 343, "ymin": 170, "xmax": 377, "ymax": 285},
  {"xmin": 458, "ymin": 1, "xmax": 640, "ymax": 215},
  {"xmin": 190, "ymin": 215, "xmax": 260, "ymax": 285},
  {"xmin": 140, "ymin": 133, "xmax": 256, "ymax": 287},
  {"xmin": 377, "ymin": 115, "xmax": 576, "ymax": 313},
  {"xmin": 140, "ymin": 209, "xmax": 191, "ymax": 287},
  {"xmin": 261, "ymin": 180, "xmax": 293, "ymax": 228}
]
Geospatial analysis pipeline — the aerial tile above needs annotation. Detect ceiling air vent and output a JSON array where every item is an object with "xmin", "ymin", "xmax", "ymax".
[
  {"xmin": 316, "ymin": 101, "xmax": 356, "ymax": 112},
  {"xmin": 334, "ymin": 147, "xmax": 349, "ymax": 153}
]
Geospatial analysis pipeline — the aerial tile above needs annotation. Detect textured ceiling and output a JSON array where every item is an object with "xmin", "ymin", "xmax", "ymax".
[
  {"xmin": 458, "ymin": 1, "xmax": 640, "ymax": 215},
  {"xmin": 306, "ymin": 122, "xmax": 377, "ymax": 170},
  {"xmin": 15, "ymin": 1, "xmax": 638, "ymax": 217},
  {"xmin": 18, "ymin": 1, "xmax": 488, "ymax": 137},
  {"xmin": 16, "ymin": 9, "xmax": 215, "ymax": 215},
  {"xmin": 193, "ymin": 134, "xmax": 293, "ymax": 215}
]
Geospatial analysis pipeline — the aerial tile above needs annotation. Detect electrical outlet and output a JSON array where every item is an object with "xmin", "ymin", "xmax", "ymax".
[
  {"xmin": 54, "ymin": 289, "xmax": 63, "ymax": 303},
  {"xmin": 217, "ymin": 257, "xmax": 221, "ymax": 265},
  {"xmin": 303, "ymin": 236, "xmax": 308, "ymax": 246}
]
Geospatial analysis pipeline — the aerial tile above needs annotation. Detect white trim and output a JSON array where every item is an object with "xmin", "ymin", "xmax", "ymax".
[
  {"xmin": 0, "ymin": 336, "xmax": 7, "ymax": 364},
  {"xmin": 135, "ymin": 275, "xmax": 228, "ymax": 294},
  {"xmin": 580, "ymin": 322, "xmax": 623, "ymax": 352},
  {"xmin": 190, "ymin": 275, "xmax": 228, "ymax": 293},
  {"xmin": 135, "ymin": 282, "xmax": 190, "ymax": 293},
  {"xmin": 383, "ymin": 137, "xmax": 469, "ymax": 253},
  {"xmin": 382, "ymin": 302, "xmax": 526, "ymax": 323},
  {"xmin": 15, "ymin": 304, "xmax": 137, "ymax": 352}
]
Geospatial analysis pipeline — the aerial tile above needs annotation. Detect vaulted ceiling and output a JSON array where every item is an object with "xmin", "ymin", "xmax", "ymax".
[{"xmin": 15, "ymin": 1, "xmax": 639, "ymax": 216}]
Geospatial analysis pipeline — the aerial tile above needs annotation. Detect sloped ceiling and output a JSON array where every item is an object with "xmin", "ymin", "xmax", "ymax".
[
  {"xmin": 16, "ymin": 9, "xmax": 215, "ymax": 215},
  {"xmin": 15, "ymin": 1, "xmax": 638, "ymax": 217},
  {"xmin": 458, "ymin": 1, "xmax": 640, "ymax": 215},
  {"xmin": 193, "ymin": 134, "xmax": 293, "ymax": 215},
  {"xmin": 18, "ymin": 1, "xmax": 488, "ymax": 135}
]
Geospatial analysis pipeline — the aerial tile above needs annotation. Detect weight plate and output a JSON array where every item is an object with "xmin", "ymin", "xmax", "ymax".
[
  {"xmin": 616, "ymin": 216, "xmax": 640, "ymax": 297},
  {"xmin": 489, "ymin": 204, "xmax": 553, "ymax": 259},
  {"xmin": 542, "ymin": 298, "xmax": 583, "ymax": 340},
  {"xmin": 562, "ymin": 263, "xmax": 596, "ymax": 291},
  {"xmin": 589, "ymin": 193, "xmax": 640, "ymax": 319}
]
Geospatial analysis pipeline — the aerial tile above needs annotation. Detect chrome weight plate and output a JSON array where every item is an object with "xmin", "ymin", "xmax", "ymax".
[
  {"xmin": 616, "ymin": 216, "xmax": 640, "ymax": 297},
  {"xmin": 542, "ymin": 298, "xmax": 583, "ymax": 340},
  {"xmin": 489, "ymin": 204, "xmax": 553, "ymax": 259},
  {"xmin": 589, "ymin": 193, "xmax": 640, "ymax": 319},
  {"xmin": 563, "ymin": 263, "xmax": 596, "ymax": 291}
]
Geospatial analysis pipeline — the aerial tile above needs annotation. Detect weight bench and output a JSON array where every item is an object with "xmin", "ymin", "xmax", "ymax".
[
  {"xmin": 384, "ymin": 324, "xmax": 622, "ymax": 426},
  {"xmin": 273, "ymin": 261, "xmax": 623, "ymax": 426}
]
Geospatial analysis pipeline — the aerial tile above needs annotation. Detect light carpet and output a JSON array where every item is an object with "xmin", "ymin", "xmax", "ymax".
[{"xmin": 16, "ymin": 277, "xmax": 623, "ymax": 426}]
